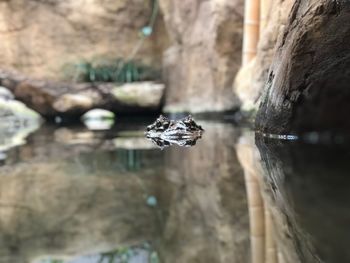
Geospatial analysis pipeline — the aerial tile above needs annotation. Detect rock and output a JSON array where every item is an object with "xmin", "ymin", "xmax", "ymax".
[
  {"xmin": 0, "ymin": 86, "xmax": 14, "ymax": 100},
  {"xmin": 112, "ymin": 82, "xmax": 165, "ymax": 109},
  {"xmin": 256, "ymin": 0, "xmax": 350, "ymax": 134},
  {"xmin": 0, "ymin": 98, "xmax": 41, "ymax": 120},
  {"xmin": 82, "ymin": 109, "xmax": 115, "ymax": 120},
  {"xmin": 82, "ymin": 109, "xmax": 115, "ymax": 130},
  {"xmin": 159, "ymin": 0, "xmax": 244, "ymax": 113},
  {"xmin": 53, "ymin": 94, "xmax": 94, "ymax": 113},
  {"xmin": 0, "ymin": 98, "xmax": 42, "ymax": 152},
  {"xmin": 234, "ymin": 0, "xmax": 294, "ymax": 112},
  {"xmin": 0, "ymin": 70, "xmax": 165, "ymax": 117},
  {"xmin": 0, "ymin": 0, "xmax": 168, "ymax": 79}
]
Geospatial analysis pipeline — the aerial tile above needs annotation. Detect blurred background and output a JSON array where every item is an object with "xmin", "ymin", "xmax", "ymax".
[{"xmin": 1, "ymin": 0, "xmax": 350, "ymax": 263}]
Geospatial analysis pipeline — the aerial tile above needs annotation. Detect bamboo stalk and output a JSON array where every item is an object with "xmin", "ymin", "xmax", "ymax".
[
  {"xmin": 278, "ymin": 250, "xmax": 287, "ymax": 263},
  {"xmin": 242, "ymin": 0, "xmax": 260, "ymax": 65},
  {"xmin": 260, "ymin": 0, "xmax": 271, "ymax": 35},
  {"xmin": 265, "ymin": 207, "xmax": 278, "ymax": 263},
  {"xmin": 244, "ymin": 170, "xmax": 265, "ymax": 263}
]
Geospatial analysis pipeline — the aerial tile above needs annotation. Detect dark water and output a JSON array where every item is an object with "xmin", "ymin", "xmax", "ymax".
[{"xmin": 0, "ymin": 119, "xmax": 349, "ymax": 263}]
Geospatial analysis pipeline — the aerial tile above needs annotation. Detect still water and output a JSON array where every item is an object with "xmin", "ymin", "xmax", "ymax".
[{"xmin": 0, "ymin": 118, "xmax": 349, "ymax": 263}]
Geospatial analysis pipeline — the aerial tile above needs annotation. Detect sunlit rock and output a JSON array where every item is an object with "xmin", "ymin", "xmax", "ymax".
[
  {"xmin": 112, "ymin": 81, "xmax": 165, "ymax": 109},
  {"xmin": 53, "ymin": 94, "xmax": 94, "ymax": 113}
]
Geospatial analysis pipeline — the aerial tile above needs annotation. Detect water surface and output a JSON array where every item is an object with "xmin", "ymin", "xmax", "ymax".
[{"xmin": 0, "ymin": 119, "xmax": 349, "ymax": 263}]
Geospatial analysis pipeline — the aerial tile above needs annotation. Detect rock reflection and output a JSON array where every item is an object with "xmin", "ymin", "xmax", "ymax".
[
  {"xmin": 3, "ymin": 121, "xmax": 348, "ymax": 263},
  {"xmin": 0, "ymin": 126, "xmax": 163, "ymax": 263},
  {"xmin": 0, "ymin": 123, "xmax": 251, "ymax": 263},
  {"xmin": 237, "ymin": 131, "xmax": 350, "ymax": 263},
  {"xmin": 159, "ymin": 122, "xmax": 250, "ymax": 263}
]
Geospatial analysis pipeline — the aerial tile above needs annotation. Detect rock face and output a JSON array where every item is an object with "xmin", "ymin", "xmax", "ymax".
[
  {"xmin": 234, "ymin": 0, "xmax": 294, "ymax": 111},
  {"xmin": 256, "ymin": 0, "xmax": 350, "ymax": 133},
  {"xmin": 159, "ymin": 0, "xmax": 244, "ymax": 113},
  {"xmin": 0, "ymin": 0, "xmax": 168, "ymax": 79}
]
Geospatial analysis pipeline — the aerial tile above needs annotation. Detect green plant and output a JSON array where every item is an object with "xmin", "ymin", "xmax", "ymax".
[{"xmin": 69, "ymin": 59, "xmax": 160, "ymax": 84}]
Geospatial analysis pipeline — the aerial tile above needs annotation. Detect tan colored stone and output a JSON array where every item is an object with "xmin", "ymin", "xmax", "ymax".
[
  {"xmin": 159, "ymin": 0, "xmax": 244, "ymax": 113},
  {"xmin": 53, "ymin": 94, "xmax": 94, "ymax": 112},
  {"xmin": 112, "ymin": 81, "xmax": 165, "ymax": 108},
  {"xmin": 234, "ymin": 0, "xmax": 294, "ymax": 111},
  {"xmin": 0, "ymin": 0, "xmax": 168, "ymax": 79}
]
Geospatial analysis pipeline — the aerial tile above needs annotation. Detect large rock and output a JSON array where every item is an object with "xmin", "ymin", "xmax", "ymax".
[
  {"xmin": 234, "ymin": 0, "xmax": 294, "ymax": 112},
  {"xmin": 0, "ymin": 69, "xmax": 165, "ymax": 117},
  {"xmin": 256, "ymin": 0, "xmax": 350, "ymax": 134},
  {"xmin": 0, "ymin": 0, "xmax": 168, "ymax": 79},
  {"xmin": 0, "ymin": 97, "xmax": 41, "ymax": 152},
  {"xmin": 159, "ymin": 0, "xmax": 244, "ymax": 113}
]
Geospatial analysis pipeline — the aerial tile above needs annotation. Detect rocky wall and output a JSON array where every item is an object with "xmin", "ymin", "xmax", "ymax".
[
  {"xmin": 159, "ymin": 0, "xmax": 244, "ymax": 113},
  {"xmin": 256, "ymin": 0, "xmax": 350, "ymax": 133},
  {"xmin": 0, "ymin": 0, "xmax": 168, "ymax": 79}
]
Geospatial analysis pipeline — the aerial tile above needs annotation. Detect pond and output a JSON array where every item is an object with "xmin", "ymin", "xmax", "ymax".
[{"xmin": 0, "ymin": 117, "xmax": 349, "ymax": 263}]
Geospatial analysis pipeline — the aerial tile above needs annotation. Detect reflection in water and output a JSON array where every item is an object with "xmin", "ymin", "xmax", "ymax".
[
  {"xmin": 237, "ymin": 132, "xmax": 350, "ymax": 263},
  {"xmin": 145, "ymin": 115, "xmax": 204, "ymax": 149},
  {"xmin": 0, "ymin": 119, "xmax": 40, "ymax": 153},
  {"xmin": 159, "ymin": 122, "xmax": 250, "ymax": 263},
  {"xmin": 0, "ymin": 121, "xmax": 349, "ymax": 263}
]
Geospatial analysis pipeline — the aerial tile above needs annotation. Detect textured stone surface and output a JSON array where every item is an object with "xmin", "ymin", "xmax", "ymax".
[
  {"xmin": 159, "ymin": 0, "xmax": 244, "ymax": 113},
  {"xmin": 112, "ymin": 82, "xmax": 165, "ymax": 108},
  {"xmin": 0, "ymin": 0, "xmax": 168, "ymax": 79},
  {"xmin": 234, "ymin": 0, "xmax": 294, "ymax": 111},
  {"xmin": 0, "ymin": 69, "xmax": 165, "ymax": 117},
  {"xmin": 256, "ymin": 0, "xmax": 350, "ymax": 133}
]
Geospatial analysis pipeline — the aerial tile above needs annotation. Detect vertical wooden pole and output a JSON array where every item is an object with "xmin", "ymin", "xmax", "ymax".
[
  {"xmin": 244, "ymin": 170, "xmax": 265, "ymax": 263},
  {"xmin": 242, "ymin": 0, "xmax": 260, "ymax": 65},
  {"xmin": 265, "ymin": 207, "xmax": 278, "ymax": 263},
  {"xmin": 260, "ymin": 0, "xmax": 271, "ymax": 35}
]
